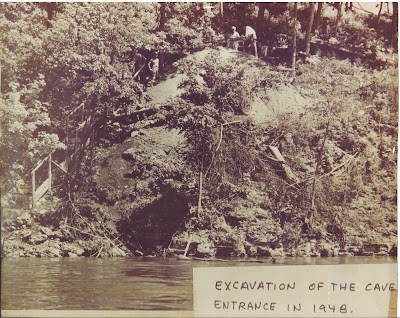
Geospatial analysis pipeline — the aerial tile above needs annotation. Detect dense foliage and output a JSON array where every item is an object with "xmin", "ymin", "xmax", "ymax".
[{"xmin": 1, "ymin": 2, "xmax": 397, "ymax": 258}]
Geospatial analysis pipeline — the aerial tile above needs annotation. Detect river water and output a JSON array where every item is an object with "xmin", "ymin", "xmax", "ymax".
[{"xmin": 1, "ymin": 256, "xmax": 396, "ymax": 311}]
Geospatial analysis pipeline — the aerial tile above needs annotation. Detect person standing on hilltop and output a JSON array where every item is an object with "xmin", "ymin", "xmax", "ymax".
[
  {"xmin": 230, "ymin": 26, "xmax": 240, "ymax": 50},
  {"xmin": 245, "ymin": 25, "xmax": 258, "ymax": 57}
]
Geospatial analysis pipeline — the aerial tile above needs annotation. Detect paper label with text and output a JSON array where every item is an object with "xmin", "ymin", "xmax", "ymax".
[{"xmin": 193, "ymin": 264, "xmax": 397, "ymax": 317}]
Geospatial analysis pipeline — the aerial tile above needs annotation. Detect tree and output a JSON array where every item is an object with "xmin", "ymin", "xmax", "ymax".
[
  {"xmin": 313, "ymin": 3, "xmax": 323, "ymax": 33},
  {"xmin": 376, "ymin": 2, "xmax": 383, "ymax": 40},
  {"xmin": 295, "ymin": 58, "xmax": 374, "ymax": 230},
  {"xmin": 257, "ymin": 2, "xmax": 268, "ymax": 32},
  {"xmin": 158, "ymin": 2, "xmax": 167, "ymax": 31},
  {"xmin": 291, "ymin": 3, "xmax": 297, "ymax": 81},
  {"xmin": 305, "ymin": 3, "xmax": 315, "ymax": 55},
  {"xmin": 0, "ymin": 3, "xmax": 64, "ymax": 192},
  {"xmin": 334, "ymin": 2, "xmax": 342, "ymax": 36},
  {"xmin": 168, "ymin": 49, "xmax": 262, "ymax": 217},
  {"xmin": 392, "ymin": 2, "xmax": 398, "ymax": 48},
  {"xmin": 36, "ymin": 3, "xmax": 65, "ymax": 28}
]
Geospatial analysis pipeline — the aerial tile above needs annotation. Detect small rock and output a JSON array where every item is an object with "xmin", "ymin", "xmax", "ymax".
[{"xmin": 68, "ymin": 252, "xmax": 79, "ymax": 258}]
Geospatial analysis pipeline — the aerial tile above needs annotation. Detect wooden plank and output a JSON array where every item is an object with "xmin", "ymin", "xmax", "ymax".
[
  {"xmin": 74, "ymin": 129, "xmax": 78, "ymax": 156},
  {"xmin": 67, "ymin": 103, "xmax": 85, "ymax": 118},
  {"xmin": 183, "ymin": 235, "xmax": 192, "ymax": 257},
  {"xmin": 33, "ymin": 178, "xmax": 50, "ymax": 202},
  {"xmin": 32, "ymin": 171, "xmax": 36, "ymax": 207},
  {"xmin": 268, "ymin": 146, "xmax": 286, "ymax": 163},
  {"xmin": 133, "ymin": 63, "xmax": 146, "ymax": 79},
  {"xmin": 48, "ymin": 154, "xmax": 52, "ymax": 194},
  {"xmin": 65, "ymin": 117, "xmax": 69, "ymax": 170},
  {"xmin": 81, "ymin": 102, "xmax": 85, "ymax": 123},
  {"xmin": 31, "ymin": 155, "xmax": 50, "ymax": 174},
  {"xmin": 52, "ymin": 160, "xmax": 68, "ymax": 174}
]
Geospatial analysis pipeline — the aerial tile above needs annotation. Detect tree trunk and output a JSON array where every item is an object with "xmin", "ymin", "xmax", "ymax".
[
  {"xmin": 159, "ymin": 2, "xmax": 166, "ymax": 31},
  {"xmin": 377, "ymin": 2, "xmax": 383, "ymax": 22},
  {"xmin": 197, "ymin": 169, "xmax": 203, "ymax": 217},
  {"xmin": 313, "ymin": 2, "xmax": 323, "ymax": 33},
  {"xmin": 45, "ymin": 3, "xmax": 54, "ymax": 28},
  {"xmin": 257, "ymin": 2, "xmax": 267, "ymax": 32},
  {"xmin": 197, "ymin": 144, "xmax": 204, "ymax": 217},
  {"xmin": 392, "ymin": 2, "xmax": 398, "ymax": 48},
  {"xmin": 220, "ymin": 2, "xmax": 223, "ymax": 18},
  {"xmin": 308, "ymin": 121, "xmax": 330, "ymax": 229},
  {"xmin": 291, "ymin": 3, "xmax": 297, "ymax": 81},
  {"xmin": 305, "ymin": 3, "xmax": 315, "ymax": 55},
  {"xmin": 376, "ymin": 2, "xmax": 383, "ymax": 40},
  {"xmin": 334, "ymin": 3, "xmax": 342, "ymax": 36}
]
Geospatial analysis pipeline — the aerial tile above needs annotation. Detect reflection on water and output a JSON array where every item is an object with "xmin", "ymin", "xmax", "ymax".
[{"xmin": 1, "ymin": 256, "xmax": 396, "ymax": 310}]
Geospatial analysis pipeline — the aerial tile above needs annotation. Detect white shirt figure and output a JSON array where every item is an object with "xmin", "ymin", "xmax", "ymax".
[
  {"xmin": 245, "ymin": 26, "xmax": 257, "ymax": 40},
  {"xmin": 148, "ymin": 57, "xmax": 159, "ymax": 80},
  {"xmin": 245, "ymin": 26, "xmax": 258, "ymax": 57},
  {"xmin": 231, "ymin": 26, "xmax": 240, "ymax": 50}
]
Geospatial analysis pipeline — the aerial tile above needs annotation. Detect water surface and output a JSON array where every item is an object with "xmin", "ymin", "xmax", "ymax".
[{"xmin": 1, "ymin": 256, "xmax": 396, "ymax": 310}]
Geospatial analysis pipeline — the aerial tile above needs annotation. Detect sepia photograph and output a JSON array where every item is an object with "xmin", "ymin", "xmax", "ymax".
[{"xmin": 0, "ymin": 1, "xmax": 397, "ymax": 316}]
